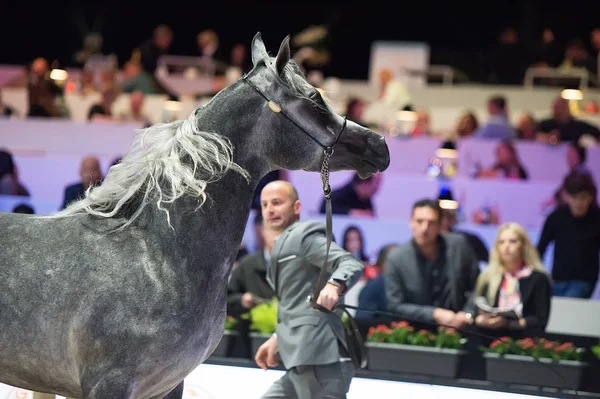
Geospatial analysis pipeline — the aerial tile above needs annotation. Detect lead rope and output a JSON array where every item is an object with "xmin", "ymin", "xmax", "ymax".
[
  {"xmin": 310, "ymin": 148, "xmax": 367, "ymax": 369},
  {"xmin": 310, "ymin": 147, "xmax": 334, "ymax": 307}
]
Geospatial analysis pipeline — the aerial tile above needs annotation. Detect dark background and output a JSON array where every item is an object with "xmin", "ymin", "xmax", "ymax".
[{"xmin": 1, "ymin": 0, "xmax": 599, "ymax": 80}]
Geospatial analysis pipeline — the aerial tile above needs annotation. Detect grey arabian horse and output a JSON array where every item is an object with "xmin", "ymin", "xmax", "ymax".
[{"xmin": 0, "ymin": 33, "xmax": 390, "ymax": 398}]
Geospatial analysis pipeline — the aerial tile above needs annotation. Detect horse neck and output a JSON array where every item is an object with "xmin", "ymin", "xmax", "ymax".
[{"xmin": 148, "ymin": 81, "xmax": 270, "ymax": 277}]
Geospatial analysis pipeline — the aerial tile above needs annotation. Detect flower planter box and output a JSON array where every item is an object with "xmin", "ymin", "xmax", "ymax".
[
  {"xmin": 483, "ymin": 352, "xmax": 587, "ymax": 390},
  {"xmin": 210, "ymin": 330, "xmax": 238, "ymax": 358},
  {"xmin": 250, "ymin": 332, "xmax": 272, "ymax": 357},
  {"xmin": 366, "ymin": 342, "xmax": 466, "ymax": 378}
]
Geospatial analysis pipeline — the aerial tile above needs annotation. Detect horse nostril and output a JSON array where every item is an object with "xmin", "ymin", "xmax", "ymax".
[{"xmin": 367, "ymin": 132, "xmax": 391, "ymax": 169}]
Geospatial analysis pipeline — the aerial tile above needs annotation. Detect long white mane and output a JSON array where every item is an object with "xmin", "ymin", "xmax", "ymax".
[{"xmin": 47, "ymin": 112, "xmax": 249, "ymax": 230}]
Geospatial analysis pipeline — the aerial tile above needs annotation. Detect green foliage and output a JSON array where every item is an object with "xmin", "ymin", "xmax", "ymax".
[
  {"xmin": 249, "ymin": 298, "xmax": 278, "ymax": 334},
  {"xmin": 591, "ymin": 340, "xmax": 600, "ymax": 359},
  {"xmin": 224, "ymin": 315, "xmax": 238, "ymax": 331}
]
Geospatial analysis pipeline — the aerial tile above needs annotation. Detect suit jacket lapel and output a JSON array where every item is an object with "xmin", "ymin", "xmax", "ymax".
[
  {"xmin": 444, "ymin": 242, "xmax": 458, "ymax": 309},
  {"xmin": 269, "ymin": 228, "xmax": 292, "ymax": 294}
]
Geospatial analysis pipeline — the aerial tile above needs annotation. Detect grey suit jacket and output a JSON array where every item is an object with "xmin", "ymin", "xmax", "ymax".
[
  {"xmin": 385, "ymin": 232, "xmax": 480, "ymax": 323},
  {"xmin": 266, "ymin": 220, "xmax": 364, "ymax": 370}
]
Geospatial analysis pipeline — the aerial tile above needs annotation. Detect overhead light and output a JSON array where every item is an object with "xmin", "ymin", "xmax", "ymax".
[
  {"xmin": 164, "ymin": 101, "xmax": 182, "ymax": 111},
  {"xmin": 50, "ymin": 69, "xmax": 68, "ymax": 81},
  {"xmin": 438, "ymin": 199, "xmax": 459, "ymax": 210},
  {"xmin": 397, "ymin": 110, "xmax": 417, "ymax": 122},
  {"xmin": 435, "ymin": 148, "xmax": 458, "ymax": 159},
  {"xmin": 561, "ymin": 89, "xmax": 583, "ymax": 101}
]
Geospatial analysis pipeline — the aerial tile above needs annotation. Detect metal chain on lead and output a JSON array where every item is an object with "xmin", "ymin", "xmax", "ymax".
[{"xmin": 320, "ymin": 148, "xmax": 333, "ymax": 199}]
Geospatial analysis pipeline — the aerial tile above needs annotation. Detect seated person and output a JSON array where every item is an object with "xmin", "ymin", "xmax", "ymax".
[
  {"xmin": 61, "ymin": 156, "xmax": 103, "ymax": 209},
  {"xmin": 0, "ymin": 150, "xmax": 29, "ymax": 196},
  {"xmin": 537, "ymin": 97, "xmax": 600, "ymax": 144},
  {"xmin": 473, "ymin": 222, "xmax": 551, "ymax": 335},
  {"xmin": 440, "ymin": 208, "xmax": 489, "ymax": 263},
  {"xmin": 538, "ymin": 172, "xmax": 600, "ymax": 299},
  {"xmin": 385, "ymin": 199, "xmax": 480, "ymax": 329},
  {"xmin": 227, "ymin": 221, "xmax": 277, "ymax": 317},
  {"xmin": 355, "ymin": 244, "xmax": 398, "ymax": 320},
  {"xmin": 478, "ymin": 140, "xmax": 528, "ymax": 181},
  {"xmin": 319, "ymin": 173, "xmax": 381, "ymax": 217}
]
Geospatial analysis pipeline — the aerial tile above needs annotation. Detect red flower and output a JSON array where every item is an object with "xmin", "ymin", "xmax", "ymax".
[{"xmin": 391, "ymin": 321, "xmax": 410, "ymax": 329}]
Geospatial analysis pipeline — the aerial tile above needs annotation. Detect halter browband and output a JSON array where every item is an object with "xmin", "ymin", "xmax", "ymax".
[{"xmin": 242, "ymin": 72, "xmax": 347, "ymax": 155}]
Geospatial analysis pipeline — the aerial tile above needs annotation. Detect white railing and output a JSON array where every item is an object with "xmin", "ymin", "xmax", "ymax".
[{"xmin": 524, "ymin": 66, "xmax": 597, "ymax": 90}]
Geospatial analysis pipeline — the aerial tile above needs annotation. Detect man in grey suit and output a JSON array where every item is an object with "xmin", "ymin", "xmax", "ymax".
[
  {"xmin": 255, "ymin": 180, "xmax": 364, "ymax": 399},
  {"xmin": 385, "ymin": 199, "xmax": 480, "ymax": 329}
]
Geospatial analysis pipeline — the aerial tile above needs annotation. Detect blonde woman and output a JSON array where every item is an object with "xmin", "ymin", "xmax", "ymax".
[{"xmin": 473, "ymin": 223, "xmax": 552, "ymax": 333}]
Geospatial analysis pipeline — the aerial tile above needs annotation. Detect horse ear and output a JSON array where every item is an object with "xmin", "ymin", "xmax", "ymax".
[
  {"xmin": 275, "ymin": 35, "xmax": 291, "ymax": 75},
  {"xmin": 251, "ymin": 32, "xmax": 269, "ymax": 66}
]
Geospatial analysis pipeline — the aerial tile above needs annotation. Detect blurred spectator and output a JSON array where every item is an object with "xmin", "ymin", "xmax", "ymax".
[
  {"xmin": 88, "ymin": 87, "xmax": 119, "ymax": 121},
  {"xmin": 478, "ymin": 140, "xmax": 528, "ymax": 180},
  {"xmin": 440, "ymin": 208, "xmax": 489, "ymax": 263},
  {"xmin": 118, "ymin": 91, "xmax": 152, "ymax": 127},
  {"xmin": 559, "ymin": 39, "xmax": 595, "ymax": 74},
  {"xmin": 61, "ymin": 156, "xmax": 103, "ymax": 209},
  {"xmin": 227, "ymin": 220, "xmax": 277, "ymax": 317},
  {"xmin": 120, "ymin": 60, "xmax": 160, "ymax": 94},
  {"xmin": 456, "ymin": 111, "xmax": 479, "ymax": 137},
  {"xmin": 0, "ymin": 150, "xmax": 29, "ymax": 196},
  {"xmin": 355, "ymin": 243, "xmax": 399, "ymax": 320},
  {"xmin": 27, "ymin": 57, "xmax": 63, "ymax": 118},
  {"xmin": 473, "ymin": 223, "xmax": 551, "ymax": 335},
  {"xmin": 411, "ymin": 110, "xmax": 431, "ymax": 136},
  {"xmin": 138, "ymin": 24, "xmax": 173, "ymax": 74},
  {"xmin": 538, "ymin": 172, "xmax": 600, "ymax": 299},
  {"xmin": 545, "ymin": 142, "xmax": 594, "ymax": 209},
  {"xmin": 229, "ymin": 43, "xmax": 251, "ymax": 73},
  {"xmin": 537, "ymin": 97, "xmax": 600, "ymax": 143},
  {"xmin": 474, "ymin": 95, "xmax": 517, "ymax": 140},
  {"xmin": 345, "ymin": 97, "xmax": 367, "ymax": 125},
  {"xmin": 319, "ymin": 173, "xmax": 382, "ymax": 217},
  {"xmin": 197, "ymin": 30, "xmax": 228, "ymax": 76},
  {"xmin": 532, "ymin": 28, "xmax": 562, "ymax": 68},
  {"xmin": 342, "ymin": 225, "xmax": 369, "ymax": 263},
  {"xmin": 516, "ymin": 112, "xmax": 537, "ymax": 140}
]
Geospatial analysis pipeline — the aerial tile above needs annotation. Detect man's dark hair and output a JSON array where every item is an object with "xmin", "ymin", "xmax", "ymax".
[
  {"xmin": 569, "ymin": 142, "xmax": 587, "ymax": 164},
  {"xmin": 412, "ymin": 198, "xmax": 442, "ymax": 220},
  {"xmin": 12, "ymin": 204, "xmax": 34, "ymax": 214},
  {"xmin": 488, "ymin": 95, "xmax": 506, "ymax": 110},
  {"xmin": 563, "ymin": 171, "xmax": 597, "ymax": 197}
]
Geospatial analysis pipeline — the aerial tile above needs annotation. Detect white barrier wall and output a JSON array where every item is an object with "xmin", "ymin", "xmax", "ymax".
[{"xmin": 2, "ymin": 119, "xmax": 600, "ymax": 226}]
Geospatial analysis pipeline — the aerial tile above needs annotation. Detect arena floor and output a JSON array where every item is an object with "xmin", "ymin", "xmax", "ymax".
[{"xmin": 0, "ymin": 363, "xmax": 559, "ymax": 399}]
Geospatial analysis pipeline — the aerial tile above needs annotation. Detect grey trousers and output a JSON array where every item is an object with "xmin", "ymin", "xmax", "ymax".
[{"xmin": 261, "ymin": 361, "xmax": 354, "ymax": 399}]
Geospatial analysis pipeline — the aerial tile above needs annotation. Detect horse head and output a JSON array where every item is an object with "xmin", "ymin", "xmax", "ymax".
[{"xmin": 242, "ymin": 32, "xmax": 390, "ymax": 179}]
